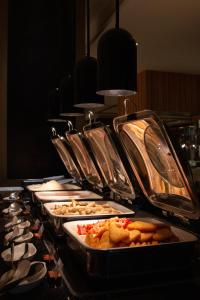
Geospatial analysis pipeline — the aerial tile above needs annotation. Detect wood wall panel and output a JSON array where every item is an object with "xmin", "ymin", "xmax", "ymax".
[
  {"xmin": 0, "ymin": 0, "xmax": 7, "ymax": 181},
  {"xmin": 118, "ymin": 70, "xmax": 200, "ymax": 116}
]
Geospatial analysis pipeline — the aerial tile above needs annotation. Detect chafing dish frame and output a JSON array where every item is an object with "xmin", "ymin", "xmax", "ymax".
[
  {"xmin": 44, "ymin": 201, "xmax": 135, "ymax": 235},
  {"xmin": 63, "ymin": 217, "xmax": 198, "ymax": 278}
]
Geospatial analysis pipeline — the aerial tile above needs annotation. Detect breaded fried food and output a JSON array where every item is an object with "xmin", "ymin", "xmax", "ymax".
[
  {"xmin": 139, "ymin": 232, "xmax": 153, "ymax": 242},
  {"xmin": 127, "ymin": 221, "xmax": 157, "ymax": 232},
  {"xmin": 153, "ymin": 227, "xmax": 173, "ymax": 242},
  {"xmin": 85, "ymin": 233, "xmax": 100, "ymax": 248},
  {"xmin": 98, "ymin": 230, "xmax": 114, "ymax": 248},
  {"xmin": 96, "ymin": 224, "xmax": 109, "ymax": 238},
  {"xmin": 129, "ymin": 230, "xmax": 141, "ymax": 242},
  {"xmin": 109, "ymin": 221, "xmax": 130, "ymax": 243}
]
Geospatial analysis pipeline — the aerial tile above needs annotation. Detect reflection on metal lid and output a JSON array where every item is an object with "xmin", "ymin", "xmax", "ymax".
[
  {"xmin": 113, "ymin": 110, "xmax": 200, "ymax": 219},
  {"xmin": 66, "ymin": 133, "xmax": 104, "ymax": 189},
  {"xmin": 84, "ymin": 125, "xmax": 135, "ymax": 200},
  {"xmin": 144, "ymin": 124, "xmax": 184, "ymax": 188},
  {"xmin": 51, "ymin": 136, "xmax": 83, "ymax": 182}
]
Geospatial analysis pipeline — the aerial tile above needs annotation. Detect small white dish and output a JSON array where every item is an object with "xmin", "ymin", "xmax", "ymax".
[
  {"xmin": 14, "ymin": 232, "xmax": 33, "ymax": 244},
  {"xmin": 4, "ymin": 228, "xmax": 24, "ymax": 243},
  {"xmin": 0, "ymin": 260, "xmax": 31, "ymax": 291},
  {"xmin": 1, "ymin": 243, "xmax": 37, "ymax": 262},
  {"xmin": 2, "ymin": 208, "xmax": 9, "ymax": 214},
  {"xmin": 16, "ymin": 220, "xmax": 31, "ymax": 230},
  {"xmin": 9, "ymin": 261, "xmax": 47, "ymax": 294},
  {"xmin": 4, "ymin": 217, "xmax": 22, "ymax": 229}
]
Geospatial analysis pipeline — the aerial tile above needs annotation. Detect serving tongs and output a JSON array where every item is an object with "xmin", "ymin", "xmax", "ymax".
[{"xmin": 0, "ymin": 260, "xmax": 31, "ymax": 292}]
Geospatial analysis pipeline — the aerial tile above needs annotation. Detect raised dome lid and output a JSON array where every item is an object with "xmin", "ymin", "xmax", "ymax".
[{"xmin": 113, "ymin": 110, "xmax": 200, "ymax": 219}]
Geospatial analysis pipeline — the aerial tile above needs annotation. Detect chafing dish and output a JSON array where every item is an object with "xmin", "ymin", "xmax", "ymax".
[
  {"xmin": 51, "ymin": 127, "xmax": 85, "ymax": 186},
  {"xmin": 63, "ymin": 217, "xmax": 197, "ymax": 278},
  {"xmin": 26, "ymin": 182, "xmax": 81, "ymax": 192},
  {"xmin": 35, "ymin": 190, "xmax": 103, "ymax": 202},
  {"xmin": 34, "ymin": 190, "xmax": 103, "ymax": 217},
  {"xmin": 61, "ymin": 110, "xmax": 200, "ymax": 278},
  {"xmin": 44, "ymin": 200, "xmax": 134, "ymax": 234},
  {"xmin": 43, "ymin": 124, "xmax": 136, "ymax": 234}
]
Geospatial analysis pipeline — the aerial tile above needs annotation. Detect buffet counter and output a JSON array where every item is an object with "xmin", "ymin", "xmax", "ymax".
[
  {"xmin": 1, "ymin": 110, "xmax": 200, "ymax": 299},
  {"xmin": 1, "ymin": 189, "xmax": 200, "ymax": 300}
]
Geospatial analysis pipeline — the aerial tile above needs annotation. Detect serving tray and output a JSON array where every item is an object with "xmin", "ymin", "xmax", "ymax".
[
  {"xmin": 44, "ymin": 200, "xmax": 134, "ymax": 235},
  {"xmin": 63, "ymin": 217, "xmax": 198, "ymax": 278}
]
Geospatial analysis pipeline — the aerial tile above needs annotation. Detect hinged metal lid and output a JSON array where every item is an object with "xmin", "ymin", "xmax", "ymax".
[
  {"xmin": 66, "ymin": 131, "xmax": 104, "ymax": 189},
  {"xmin": 51, "ymin": 128, "xmax": 84, "ymax": 183},
  {"xmin": 113, "ymin": 110, "xmax": 200, "ymax": 219},
  {"xmin": 83, "ymin": 121, "xmax": 136, "ymax": 200}
]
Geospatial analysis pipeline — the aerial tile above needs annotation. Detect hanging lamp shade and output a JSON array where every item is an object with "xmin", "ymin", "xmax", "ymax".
[
  {"xmin": 73, "ymin": 0, "xmax": 104, "ymax": 108},
  {"xmin": 96, "ymin": 0, "xmax": 137, "ymax": 96},
  {"xmin": 59, "ymin": 74, "xmax": 84, "ymax": 117}
]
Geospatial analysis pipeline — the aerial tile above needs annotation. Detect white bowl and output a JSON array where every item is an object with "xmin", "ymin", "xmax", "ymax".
[
  {"xmin": 4, "ymin": 228, "xmax": 24, "ymax": 243},
  {"xmin": 1, "ymin": 243, "xmax": 37, "ymax": 262},
  {"xmin": 9, "ymin": 261, "xmax": 47, "ymax": 294},
  {"xmin": 14, "ymin": 232, "xmax": 33, "ymax": 244},
  {"xmin": 16, "ymin": 220, "xmax": 31, "ymax": 230},
  {"xmin": 0, "ymin": 260, "xmax": 31, "ymax": 291}
]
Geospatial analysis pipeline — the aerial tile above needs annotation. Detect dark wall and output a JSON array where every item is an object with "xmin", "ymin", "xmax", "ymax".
[{"xmin": 7, "ymin": 0, "xmax": 76, "ymax": 178}]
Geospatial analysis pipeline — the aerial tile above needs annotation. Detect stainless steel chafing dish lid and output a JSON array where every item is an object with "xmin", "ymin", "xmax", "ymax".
[
  {"xmin": 113, "ymin": 110, "xmax": 200, "ymax": 219},
  {"xmin": 66, "ymin": 131, "xmax": 104, "ymax": 189},
  {"xmin": 51, "ymin": 132, "xmax": 84, "ymax": 183},
  {"xmin": 83, "ymin": 121, "xmax": 136, "ymax": 200}
]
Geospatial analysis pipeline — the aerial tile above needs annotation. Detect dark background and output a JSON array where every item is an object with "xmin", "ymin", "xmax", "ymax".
[{"xmin": 7, "ymin": 0, "xmax": 76, "ymax": 178}]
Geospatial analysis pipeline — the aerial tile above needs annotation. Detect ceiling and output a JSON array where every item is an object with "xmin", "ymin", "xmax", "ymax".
[{"xmin": 90, "ymin": 0, "xmax": 200, "ymax": 74}]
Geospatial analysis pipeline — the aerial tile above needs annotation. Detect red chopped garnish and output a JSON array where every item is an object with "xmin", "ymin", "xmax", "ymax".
[
  {"xmin": 77, "ymin": 224, "xmax": 96, "ymax": 235},
  {"xmin": 77, "ymin": 218, "xmax": 131, "ymax": 235}
]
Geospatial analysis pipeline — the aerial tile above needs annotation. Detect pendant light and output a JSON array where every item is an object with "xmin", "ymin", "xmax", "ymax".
[
  {"xmin": 96, "ymin": 0, "xmax": 137, "ymax": 96},
  {"xmin": 73, "ymin": 0, "xmax": 104, "ymax": 108}
]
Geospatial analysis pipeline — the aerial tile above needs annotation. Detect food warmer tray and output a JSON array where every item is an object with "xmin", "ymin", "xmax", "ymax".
[
  {"xmin": 33, "ymin": 190, "xmax": 103, "ymax": 217},
  {"xmin": 44, "ymin": 201, "xmax": 135, "ymax": 234},
  {"xmin": 77, "ymin": 110, "xmax": 200, "ymax": 278},
  {"xmin": 35, "ymin": 190, "xmax": 103, "ymax": 203},
  {"xmin": 26, "ymin": 182, "xmax": 81, "ymax": 192},
  {"xmin": 63, "ymin": 217, "xmax": 198, "ymax": 279}
]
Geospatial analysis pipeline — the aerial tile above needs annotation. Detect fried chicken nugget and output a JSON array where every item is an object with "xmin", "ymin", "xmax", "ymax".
[
  {"xmin": 96, "ymin": 223, "xmax": 109, "ymax": 238},
  {"xmin": 129, "ymin": 230, "xmax": 141, "ymax": 242},
  {"xmin": 85, "ymin": 233, "xmax": 100, "ymax": 248},
  {"xmin": 139, "ymin": 232, "xmax": 153, "ymax": 242},
  {"xmin": 153, "ymin": 227, "xmax": 173, "ymax": 242},
  {"xmin": 98, "ymin": 230, "xmax": 114, "ymax": 248},
  {"xmin": 127, "ymin": 221, "xmax": 157, "ymax": 232},
  {"xmin": 109, "ymin": 221, "xmax": 130, "ymax": 244}
]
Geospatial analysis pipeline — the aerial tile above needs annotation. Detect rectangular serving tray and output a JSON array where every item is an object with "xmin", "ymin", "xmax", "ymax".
[
  {"xmin": 43, "ymin": 201, "xmax": 135, "ymax": 234},
  {"xmin": 26, "ymin": 183, "xmax": 81, "ymax": 192},
  {"xmin": 63, "ymin": 217, "xmax": 198, "ymax": 279},
  {"xmin": 34, "ymin": 190, "xmax": 103, "ymax": 202}
]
